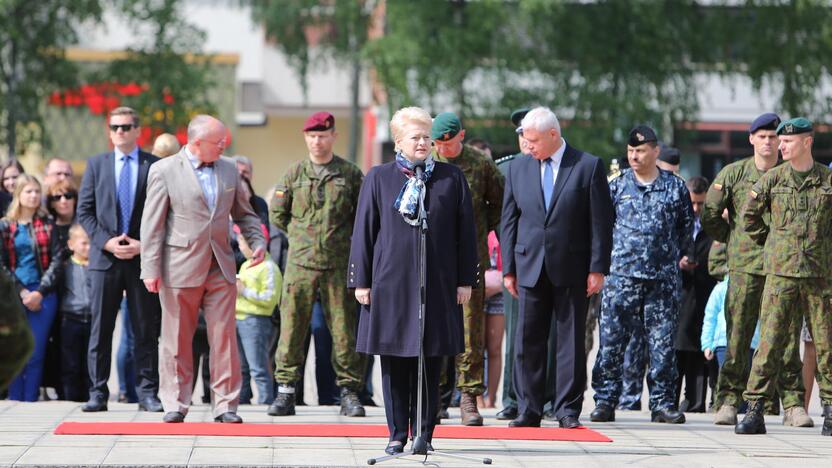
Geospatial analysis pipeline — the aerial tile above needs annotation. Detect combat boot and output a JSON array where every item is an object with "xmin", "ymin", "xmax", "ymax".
[
  {"xmin": 783, "ymin": 406, "xmax": 814, "ymax": 427},
  {"xmin": 340, "ymin": 388, "xmax": 366, "ymax": 417},
  {"xmin": 713, "ymin": 404, "xmax": 737, "ymax": 425},
  {"xmin": 735, "ymin": 400, "xmax": 766, "ymax": 434},
  {"xmin": 460, "ymin": 392, "xmax": 483, "ymax": 426},
  {"xmin": 267, "ymin": 385, "xmax": 296, "ymax": 416},
  {"xmin": 822, "ymin": 405, "xmax": 832, "ymax": 436}
]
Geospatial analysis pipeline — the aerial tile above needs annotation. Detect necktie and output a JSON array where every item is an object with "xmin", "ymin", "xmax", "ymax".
[
  {"xmin": 198, "ymin": 161, "xmax": 214, "ymax": 169},
  {"xmin": 118, "ymin": 155, "xmax": 133, "ymax": 234},
  {"xmin": 542, "ymin": 158, "xmax": 554, "ymax": 209}
]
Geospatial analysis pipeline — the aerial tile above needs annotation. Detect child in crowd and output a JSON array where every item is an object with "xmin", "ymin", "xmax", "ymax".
[
  {"xmin": 235, "ymin": 230, "xmax": 281, "ymax": 405},
  {"xmin": 58, "ymin": 224, "xmax": 92, "ymax": 402},
  {"xmin": 701, "ymin": 276, "xmax": 761, "ymax": 369}
]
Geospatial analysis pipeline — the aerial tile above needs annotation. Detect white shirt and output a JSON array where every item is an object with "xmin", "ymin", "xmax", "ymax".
[
  {"xmin": 539, "ymin": 138, "xmax": 567, "ymax": 190},
  {"xmin": 185, "ymin": 147, "xmax": 217, "ymax": 212}
]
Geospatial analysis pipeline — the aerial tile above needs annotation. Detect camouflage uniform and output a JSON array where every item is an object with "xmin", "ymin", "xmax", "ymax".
[
  {"xmin": 0, "ymin": 267, "xmax": 33, "ymax": 391},
  {"xmin": 702, "ymin": 157, "xmax": 804, "ymax": 411},
  {"xmin": 592, "ymin": 169, "xmax": 694, "ymax": 411},
  {"xmin": 435, "ymin": 144, "xmax": 504, "ymax": 395},
  {"xmin": 742, "ymin": 163, "xmax": 832, "ymax": 407},
  {"xmin": 618, "ymin": 324, "xmax": 649, "ymax": 410},
  {"xmin": 270, "ymin": 156, "xmax": 365, "ymax": 390}
]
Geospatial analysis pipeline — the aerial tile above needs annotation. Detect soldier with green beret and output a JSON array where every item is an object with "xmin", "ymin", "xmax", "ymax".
[
  {"xmin": 736, "ymin": 117, "xmax": 832, "ymax": 436},
  {"xmin": 0, "ymin": 267, "xmax": 33, "ymax": 391},
  {"xmin": 702, "ymin": 112, "xmax": 807, "ymax": 426},
  {"xmin": 432, "ymin": 112, "xmax": 504, "ymax": 426},
  {"xmin": 268, "ymin": 111, "xmax": 366, "ymax": 418}
]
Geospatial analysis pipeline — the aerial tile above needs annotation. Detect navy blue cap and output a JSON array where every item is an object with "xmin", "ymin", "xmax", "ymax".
[
  {"xmin": 749, "ymin": 113, "xmax": 781, "ymax": 134},
  {"xmin": 658, "ymin": 144, "xmax": 680, "ymax": 165}
]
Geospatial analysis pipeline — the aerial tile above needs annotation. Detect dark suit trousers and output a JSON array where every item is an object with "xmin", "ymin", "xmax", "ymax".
[
  {"xmin": 674, "ymin": 350, "xmax": 708, "ymax": 412},
  {"xmin": 380, "ymin": 356, "xmax": 441, "ymax": 444},
  {"xmin": 515, "ymin": 266, "xmax": 587, "ymax": 420},
  {"xmin": 87, "ymin": 259, "xmax": 161, "ymax": 400}
]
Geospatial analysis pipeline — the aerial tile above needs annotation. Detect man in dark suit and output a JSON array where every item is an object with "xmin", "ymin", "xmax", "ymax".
[
  {"xmin": 675, "ymin": 175, "xmax": 717, "ymax": 412},
  {"xmin": 77, "ymin": 106, "xmax": 163, "ymax": 412},
  {"xmin": 501, "ymin": 106, "xmax": 614, "ymax": 428}
]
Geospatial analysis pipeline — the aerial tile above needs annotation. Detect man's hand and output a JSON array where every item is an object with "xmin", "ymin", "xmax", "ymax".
[
  {"xmin": 236, "ymin": 279, "xmax": 244, "ymax": 293},
  {"xmin": 355, "ymin": 288, "xmax": 371, "ymax": 306},
  {"xmin": 143, "ymin": 278, "xmax": 160, "ymax": 294},
  {"xmin": 105, "ymin": 234, "xmax": 139, "ymax": 260},
  {"xmin": 247, "ymin": 246, "xmax": 266, "ymax": 268},
  {"xmin": 704, "ymin": 349, "xmax": 714, "ymax": 361},
  {"xmin": 457, "ymin": 286, "xmax": 472, "ymax": 305},
  {"xmin": 22, "ymin": 290, "xmax": 43, "ymax": 311},
  {"xmin": 503, "ymin": 273, "xmax": 518, "ymax": 298},
  {"xmin": 679, "ymin": 256, "xmax": 697, "ymax": 272},
  {"xmin": 586, "ymin": 272, "xmax": 605, "ymax": 297}
]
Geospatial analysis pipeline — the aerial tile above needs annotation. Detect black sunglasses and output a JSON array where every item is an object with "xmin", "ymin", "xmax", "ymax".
[
  {"xmin": 109, "ymin": 124, "xmax": 135, "ymax": 132},
  {"xmin": 48, "ymin": 192, "xmax": 77, "ymax": 202}
]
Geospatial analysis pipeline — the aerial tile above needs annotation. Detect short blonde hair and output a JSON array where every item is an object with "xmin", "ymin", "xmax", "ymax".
[
  {"xmin": 152, "ymin": 133, "xmax": 181, "ymax": 158},
  {"xmin": 68, "ymin": 223, "xmax": 88, "ymax": 240},
  {"xmin": 390, "ymin": 107, "xmax": 432, "ymax": 143}
]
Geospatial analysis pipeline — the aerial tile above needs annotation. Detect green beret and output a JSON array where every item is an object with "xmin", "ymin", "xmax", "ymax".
[
  {"xmin": 432, "ymin": 112, "xmax": 462, "ymax": 141},
  {"xmin": 776, "ymin": 117, "xmax": 813, "ymax": 135}
]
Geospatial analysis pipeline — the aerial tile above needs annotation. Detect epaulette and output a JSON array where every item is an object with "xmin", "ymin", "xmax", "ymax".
[{"xmin": 495, "ymin": 154, "xmax": 516, "ymax": 166}]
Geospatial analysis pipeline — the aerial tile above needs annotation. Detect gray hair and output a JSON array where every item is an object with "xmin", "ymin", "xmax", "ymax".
[
  {"xmin": 521, "ymin": 107, "xmax": 561, "ymax": 135},
  {"xmin": 187, "ymin": 114, "xmax": 224, "ymax": 141},
  {"xmin": 232, "ymin": 155, "xmax": 252, "ymax": 170}
]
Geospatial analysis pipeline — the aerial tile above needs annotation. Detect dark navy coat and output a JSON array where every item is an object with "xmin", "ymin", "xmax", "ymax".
[{"xmin": 347, "ymin": 161, "xmax": 478, "ymax": 357}]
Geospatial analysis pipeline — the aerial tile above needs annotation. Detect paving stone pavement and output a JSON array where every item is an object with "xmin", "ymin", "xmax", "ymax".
[{"xmin": 0, "ymin": 399, "xmax": 830, "ymax": 467}]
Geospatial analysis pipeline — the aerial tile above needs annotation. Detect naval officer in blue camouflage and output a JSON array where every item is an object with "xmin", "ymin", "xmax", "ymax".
[{"xmin": 590, "ymin": 125, "xmax": 695, "ymax": 424}]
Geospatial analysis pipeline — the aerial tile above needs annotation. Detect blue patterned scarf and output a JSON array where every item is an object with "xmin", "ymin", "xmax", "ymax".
[{"xmin": 393, "ymin": 152, "xmax": 434, "ymax": 226}]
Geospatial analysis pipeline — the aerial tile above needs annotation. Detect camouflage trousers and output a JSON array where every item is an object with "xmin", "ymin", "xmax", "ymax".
[
  {"xmin": 619, "ymin": 326, "xmax": 650, "ymax": 409},
  {"xmin": 744, "ymin": 275, "xmax": 832, "ymax": 406},
  {"xmin": 716, "ymin": 272, "xmax": 803, "ymax": 410},
  {"xmin": 456, "ymin": 284, "xmax": 486, "ymax": 395},
  {"xmin": 0, "ymin": 274, "xmax": 33, "ymax": 391},
  {"xmin": 592, "ymin": 275, "xmax": 680, "ymax": 411},
  {"xmin": 274, "ymin": 263, "xmax": 364, "ymax": 390}
]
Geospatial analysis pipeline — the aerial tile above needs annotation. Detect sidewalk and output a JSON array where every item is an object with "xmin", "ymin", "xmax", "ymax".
[{"xmin": 1, "ymin": 400, "xmax": 829, "ymax": 467}]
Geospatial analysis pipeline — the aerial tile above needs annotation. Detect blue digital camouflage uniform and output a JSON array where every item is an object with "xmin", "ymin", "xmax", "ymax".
[
  {"xmin": 592, "ymin": 168, "xmax": 694, "ymax": 411},
  {"xmin": 618, "ymin": 325, "xmax": 649, "ymax": 409}
]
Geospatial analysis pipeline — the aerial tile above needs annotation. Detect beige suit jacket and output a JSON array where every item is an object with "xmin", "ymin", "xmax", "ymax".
[{"xmin": 140, "ymin": 150, "xmax": 266, "ymax": 288}]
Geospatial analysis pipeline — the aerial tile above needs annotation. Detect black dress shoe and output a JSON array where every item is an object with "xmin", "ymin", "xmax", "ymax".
[
  {"xmin": 543, "ymin": 408, "xmax": 557, "ymax": 421},
  {"xmin": 81, "ymin": 397, "xmax": 108, "ymax": 412},
  {"xmin": 214, "ymin": 412, "xmax": 243, "ymax": 423},
  {"xmin": 590, "ymin": 404, "xmax": 615, "ymax": 422},
  {"xmin": 558, "ymin": 415, "xmax": 581, "ymax": 429},
  {"xmin": 496, "ymin": 406, "xmax": 518, "ymax": 420},
  {"xmin": 509, "ymin": 414, "xmax": 541, "ymax": 427},
  {"xmin": 163, "ymin": 411, "xmax": 185, "ymax": 423},
  {"xmin": 138, "ymin": 397, "xmax": 163, "ymax": 413},
  {"xmin": 651, "ymin": 408, "xmax": 686, "ymax": 424},
  {"xmin": 384, "ymin": 440, "xmax": 404, "ymax": 455}
]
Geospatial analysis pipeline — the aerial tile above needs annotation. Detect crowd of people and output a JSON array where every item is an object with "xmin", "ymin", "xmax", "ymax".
[{"xmin": 0, "ymin": 103, "xmax": 830, "ymax": 456}]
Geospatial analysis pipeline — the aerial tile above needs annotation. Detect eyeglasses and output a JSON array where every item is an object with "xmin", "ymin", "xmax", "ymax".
[
  {"xmin": 109, "ymin": 124, "xmax": 136, "ymax": 132},
  {"xmin": 201, "ymin": 138, "xmax": 227, "ymax": 149},
  {"xmin": 48, "ymin": 192, "xmax": 77, "ymax": 202}
]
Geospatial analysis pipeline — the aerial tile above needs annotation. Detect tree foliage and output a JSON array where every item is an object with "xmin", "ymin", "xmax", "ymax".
[{"xmin": 0, "ymin": 0, "xmax": 103, "ymax": 157}]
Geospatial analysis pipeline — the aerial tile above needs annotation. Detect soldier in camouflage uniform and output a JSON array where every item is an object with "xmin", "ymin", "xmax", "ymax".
[
  {"xmin": 702, "ymin": 113, "xmax": 807, "ymax": 426},
  {"xmin": 0, "ymin": 267, "xmax": 33, "ymax": 391},
  {"xmin": 591, "ymin": 125, "xmax": 693, "ymax": 424},
  {"xmin": 268, "ymin": 112, "xmax": 366, "ymax": 418},
  {"xmin": 736, "ymin": 117, "xmax": 832, "ymax": 436},
  {"xmin": 431, "ymin": 112, "xmax": 504, "ymax": 426}
]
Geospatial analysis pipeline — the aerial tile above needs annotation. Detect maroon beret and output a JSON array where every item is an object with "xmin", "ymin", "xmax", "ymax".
[{"xmin": 302, "ymin": 112, "xmax": 335, "ymax": 132}]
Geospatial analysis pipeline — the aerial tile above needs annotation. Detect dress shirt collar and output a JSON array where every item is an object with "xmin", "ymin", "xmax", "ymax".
[
  {"xmin": 543, "ymin": 138, "xmax": 567, "ymax": 165},
  {"xmin": 184, "ymin": 147, "xmax": 211, "ymax": 169},
  {"xmin": 114, "ymin": 145, "xmax": 139, "ymax": 161}
]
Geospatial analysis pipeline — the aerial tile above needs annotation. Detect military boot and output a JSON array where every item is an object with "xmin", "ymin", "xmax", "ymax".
[
  {"xmin": 340, "ymin": 388, "xmax": 366, "ymax": 417},
  {"xmin": 460, "ymin": 392, "xmax": 483, "ymax": 426},
  {"xmin": 782, "ymin": 406, "xmax": 814, "ymax": 427},
  {"xmin": 735, "ymin": 400, "xmax": 766, "ymax": 435},
  {"xmin": 267, "ymin": 385, "xmax": 296, "ymax": 416},
  {"xmin": 713, "ymin": 404, "xmax": 737, "ymax": 425},
  {"xmin": 822, "ymin": 405, "xmax": 832, "ymax": 436}
]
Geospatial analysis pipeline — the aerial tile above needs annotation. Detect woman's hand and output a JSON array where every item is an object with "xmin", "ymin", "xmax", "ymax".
[
  {"xmin": 355, "ymin": 288, "xmax": 371, "ymax": 306},
  {"xmin": 23, "ymin": 290, "xmax": 43, "ymax": 311},
  {"xmin": 457, "ymin": 286, "xmax": 472, "ymax": 305},
  {"xmin": 704, "ymin": 349, "xmax": 714, "ymax": 361}
]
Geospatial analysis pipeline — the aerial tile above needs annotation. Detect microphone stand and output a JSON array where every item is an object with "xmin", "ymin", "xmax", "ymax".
[{"xmin": 368, "ymin": 169, "xmax": 491, "ymax": 466}]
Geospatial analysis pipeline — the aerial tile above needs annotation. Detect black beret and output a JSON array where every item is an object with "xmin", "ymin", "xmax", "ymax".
[
  {"xmin": 628, "ymin": 125, "xmax": 658, "ymax": 147},
  {"xmin": 510, "ymin": 108, "xmax": 530, "ymax": 127},
  {"xmin": 658, "ymin": 145, "xmax": 680, "ymax": 165}
]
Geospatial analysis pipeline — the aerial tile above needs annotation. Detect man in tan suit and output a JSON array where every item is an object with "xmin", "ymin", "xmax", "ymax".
[{"xmin": 141, "ymin": 115, "xmax": 266, "ymax": 423}]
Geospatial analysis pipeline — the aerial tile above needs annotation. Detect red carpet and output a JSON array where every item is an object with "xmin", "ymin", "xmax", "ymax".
[{"xmin": 55, "ymin": 422, "xmax": 611, "ymax": 442}]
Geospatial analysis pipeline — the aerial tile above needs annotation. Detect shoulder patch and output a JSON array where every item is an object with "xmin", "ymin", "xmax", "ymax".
[
  {"xmin": 712, "ymin": 183, "xmax": 723, "ymax": 191},
  {"xmin": 750, "ymin": 190, "xmax": 758, "ymax": 199}
]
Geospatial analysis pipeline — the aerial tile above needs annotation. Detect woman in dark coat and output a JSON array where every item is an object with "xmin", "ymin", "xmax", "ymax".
[{"xmin": 348, "ymin": 106, "xmax": 477, "ymax": 454}]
